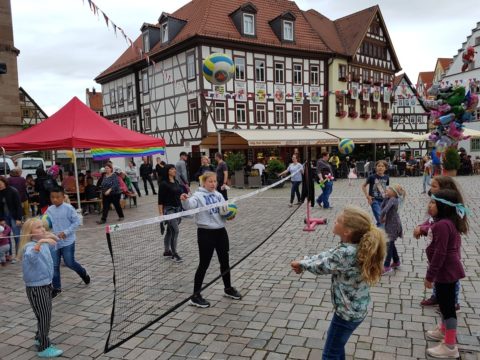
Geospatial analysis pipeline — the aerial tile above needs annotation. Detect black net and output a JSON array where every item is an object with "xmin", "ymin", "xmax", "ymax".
[{"xmin": 105, "ymin": 183, "xmax": 301, "ymax": 352}]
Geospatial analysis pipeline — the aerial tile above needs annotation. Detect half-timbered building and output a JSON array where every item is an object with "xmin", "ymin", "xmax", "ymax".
[
  {"xmin": 96, "ymin": 0, "xmax": 401, "ymax": 163},
  {"xmin": 391, "ymin": 74, "xmax": 429, "ymax": 157},
  {"xmin": 19, "ymin": 87, "xmax": 48, "ymax": 128}
]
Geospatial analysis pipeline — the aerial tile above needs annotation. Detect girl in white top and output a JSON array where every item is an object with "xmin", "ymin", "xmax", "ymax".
[{"xmin": 279, "ymin": 155, "xmax": 304, "ymax": 207}]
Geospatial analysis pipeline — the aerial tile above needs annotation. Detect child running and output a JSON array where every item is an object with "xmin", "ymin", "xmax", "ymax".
[
  {"xmin": 291, "ymin": 206, "xmax": 386, "ymax": 359},
  {"xmin": 414, "ymin": 176, "xmax": 463, "ymax": 311},
  {"xmin": 424, "ymin": 189, "xmax": 468, "ymax": 359},
  {"xmin": 361, "ymin": 160, "xmax": 389, "ymax": 227},
  {"xmin": 47, "ymin": 187, "xmax": 90, "ymax": 298},
  {"xmin": 180, "ymin": 172, "xmax": 242, "ymax": 308},
  {"xmin": 18, "ymin": 218, "xmax": 63, "ymax": 358},
  {"xmin": 381, "ymin": 184, "xmax": 406, "ymax": 274}
]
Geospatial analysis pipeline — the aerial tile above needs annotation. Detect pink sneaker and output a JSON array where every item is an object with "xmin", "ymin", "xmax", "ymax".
[
  {"xmin": 391, "ymin": 261, "xmax": 401, "ymax": 268},
  {"xmin": 382, "ymin": 266, "xmax": 393, "ymax": 275}
]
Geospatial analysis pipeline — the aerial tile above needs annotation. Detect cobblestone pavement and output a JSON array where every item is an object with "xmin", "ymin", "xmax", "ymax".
[{"xmin": 1, "ymin": 176, "xmax": 479, "ymax": 360}]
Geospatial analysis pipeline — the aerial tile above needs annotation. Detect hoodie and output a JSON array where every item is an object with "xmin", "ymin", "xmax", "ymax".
[
  {"xmin": 22, "ymin": 241, "xmax": 54, "ymax": 287},
  {"xmin": 181, "ymin": 187, "xmax": 226, "ymax": 229}
]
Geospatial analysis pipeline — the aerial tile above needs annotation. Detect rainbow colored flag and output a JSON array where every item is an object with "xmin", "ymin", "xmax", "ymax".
[{"xmin": 91, "ymin": 147, "xmax": 166, "ymax": 160}]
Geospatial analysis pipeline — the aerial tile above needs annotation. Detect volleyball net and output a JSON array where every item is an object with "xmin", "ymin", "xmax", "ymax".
[{"xmin": 104, "ymin": 169, "xmax": 307, "ymax": 352}]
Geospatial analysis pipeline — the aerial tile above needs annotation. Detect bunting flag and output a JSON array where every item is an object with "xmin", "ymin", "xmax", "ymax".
[{"xmin": 91, "ymin": 147, "xmax": 166, "ymax": 160}]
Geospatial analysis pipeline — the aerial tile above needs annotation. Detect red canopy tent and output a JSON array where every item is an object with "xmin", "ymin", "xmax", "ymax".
[{"xmin": 0, "ymin": 97, "xmax": 166, "ymax": 207}]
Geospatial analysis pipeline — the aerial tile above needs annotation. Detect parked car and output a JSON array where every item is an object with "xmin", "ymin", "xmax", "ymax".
[
  {"xmin": 0, "ymin": 157, "xmax": 15, "ymax": 176},
  {"xmin": 16, "ymin": 157, "xmax": 46, "ymax": 178}
]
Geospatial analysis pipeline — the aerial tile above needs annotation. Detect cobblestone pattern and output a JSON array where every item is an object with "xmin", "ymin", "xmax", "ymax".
[{"xmin": 0, "ymin": 177, "xmax": 479, "ymax": 359}]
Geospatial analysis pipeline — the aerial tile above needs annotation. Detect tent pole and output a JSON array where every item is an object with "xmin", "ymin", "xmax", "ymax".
[
  {"xmin": 72, "ymin": 148, "xmax": 81, "ymax": 210},
  {"xmin": 1, "ymin": 147, "xmax": 6, "ymax": 176}
]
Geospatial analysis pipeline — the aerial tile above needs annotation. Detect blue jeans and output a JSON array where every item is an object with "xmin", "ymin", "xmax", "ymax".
[
  {"xmin": 316, "ymin": 181, "xmax": 333, "ymax": 208},
  {"xmin": 384, "ymin": 240, "xmax": 399, "ymax": 267},
  {"xmin": 370, "ymin": 198, "xmax": 383, "ymax": 227},
  {"xmin": 50, "ymin": 243, "xmax": 87, "ymax": 290},
  {"xmin": 422, "ymin": 174, "xmax": 431, "ymax": 193},
  {"xmin": 323, "ymin": 313, "xmax": 362, "ymax": 360},
  {"xmin": 290, "ymin": 181, "xmax": 301, "ymax": 204},
  {"xmin": 6, "ymin": 215, "xmax": 20, "ymax": 256}
]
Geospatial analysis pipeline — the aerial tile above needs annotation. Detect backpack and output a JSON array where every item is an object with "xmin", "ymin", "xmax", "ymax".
[{"xmin": 43, "ymin": 177, "xmax": 55, "ymax": 192}]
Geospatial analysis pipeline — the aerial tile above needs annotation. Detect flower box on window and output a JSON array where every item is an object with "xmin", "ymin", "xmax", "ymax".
[
  {"xmin": 336, "ymin": 110, "xmax": 347, "ymax": 118},
  {"xmin": 363, "ymin": 80, "xmax": 371, "ymax": 85},
  {"xmin": 348, "ymin": 111, "xmax": 358, "ymax": 118},
  {"xmin": 372, "ymin": 113, "xmax": 381, "ymax": 120},
  {"xmin": 360, "ymin": 114, "xmax": 370, "ymax": 119},
  {"xmin": 374, "ymin": 81, "xmax": 382, "ymax": 86}
]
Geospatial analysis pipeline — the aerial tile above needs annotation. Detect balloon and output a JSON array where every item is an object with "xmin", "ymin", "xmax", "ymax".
[
  {"xmin": 435, "ymin": 138, "xmax": 450, "ymax": 154},
  {"xmin": 436, "ymin": 113, "xmax": 455, "ymax": 126}
]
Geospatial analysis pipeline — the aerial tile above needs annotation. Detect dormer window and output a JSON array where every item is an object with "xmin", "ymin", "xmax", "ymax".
[
  {"xmin": 161, "ymin": 23, "xmax": 168, "ymax": 43},
  {"xmin": 283, "ymin": 21, "xmax": 293, "ymax": 41},
  {"xmin": 143, "ymin": 32, "xmax": 150, "ymax": 52},
  {"xmin": 243, "ymin": 14, "xmax": 255, "ymax": 35}
]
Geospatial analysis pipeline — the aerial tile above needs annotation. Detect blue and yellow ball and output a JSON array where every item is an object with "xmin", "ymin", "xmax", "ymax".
[
  {"xmin": 338, "ymin": 138, "xmax": 355, "ymax": 155},
  {"xmin": 202, "ymin": 53, "xmax": 235, "ymax": 85},
  {"xmin": 39, "ymin": 214, "xmax": 52, "ymax": 230},
  {"xmin": 220, "ymin": 203, "xmax": 237, "ymax": 221}
]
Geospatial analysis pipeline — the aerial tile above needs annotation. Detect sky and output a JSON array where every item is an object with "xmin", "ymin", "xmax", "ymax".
[{"xmin": 10, "ymin": 0, "xmax": 480, "ymax": 116}]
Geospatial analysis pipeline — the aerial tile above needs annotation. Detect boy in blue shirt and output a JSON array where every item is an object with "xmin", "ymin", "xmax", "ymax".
[{"xmin": 47, "ymin": 186, "xmax": 90, "ymax": 298}]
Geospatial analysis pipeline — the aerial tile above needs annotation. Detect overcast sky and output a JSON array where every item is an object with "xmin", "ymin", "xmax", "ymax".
[{"xmin": 10, "ymin": 0, "xmax": 480, "ymax": 116}]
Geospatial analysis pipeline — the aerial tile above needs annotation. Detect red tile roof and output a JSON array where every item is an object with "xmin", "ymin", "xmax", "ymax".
[
  {"xmin": 86, "ymin": 89, "xmax": 103, "ymax": 112},
  {"xmin": 418, "ymin": 71, "xmax": 434, "ymax": 85},
  {"xmin": 437, "ymin": 57, "xmax": 452, "ymax": 71}
]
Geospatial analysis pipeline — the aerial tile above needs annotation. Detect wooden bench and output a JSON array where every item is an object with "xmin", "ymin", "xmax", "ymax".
[
  {"xmin": 70, "ymin": 199, "xmax": 102, "ymax": 211},
  {"xmin": 127, "ymin": 193, "xmax": 137, "ymax": 208}
]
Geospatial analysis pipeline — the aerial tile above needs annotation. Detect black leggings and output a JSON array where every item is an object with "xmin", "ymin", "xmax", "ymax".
[
  {"xmin": 193, "ymin": 227, "xmax": 231, "ymax": 294},
  {"xmin": 101, "ymin": 193, "xmax": 124, "ymax": 221},
  {"xmin": 436, "ymin": 282, "xmax": 457, "ymax": 321}
]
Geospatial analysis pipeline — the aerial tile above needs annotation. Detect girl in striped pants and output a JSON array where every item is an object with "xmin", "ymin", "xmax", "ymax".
[{"xmin": 18, "ymin": 218, "xmax": 63, "ymax": 358}]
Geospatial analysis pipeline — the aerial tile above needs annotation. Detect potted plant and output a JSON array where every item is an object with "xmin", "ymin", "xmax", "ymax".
[
  {"xmin": 225, "ymin": 152, "xmax": 246, "ymax": 188},
  {"xmin": 443, "ymin": 146, "xmax": 460, "ymax": 176},
  {"xmin": 265, "ymin": 159, "xmax": 286, "ymax": 188}
]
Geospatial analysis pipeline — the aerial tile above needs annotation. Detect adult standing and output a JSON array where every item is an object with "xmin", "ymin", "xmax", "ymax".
[
  {"xmin": 316, "ymin": 152, "xmax": 334, "ymax": 209},
  {"xmin": 125, "ymin": 160, "xmax": 141, "ymax": 197},
  {"xmin": 279, "ymin": 155, "xmax": 303, "ymax": 207},
  {"xmin": 96, "ymin": 164, "xmax": 124, "ymax": 224},
  {"xmin": 215, "ymin": 152, "xmax": 229, "ymax": 200},
  {"xmin": 252, "ymin": 159, "xmax": 266, "ymax": 185},
  {"xmin": 0, "ymin": 176, "xmax": 23, "ymax": 261},
  {"xmin": 158, "ymin": 164, "xmax": 184, "ymax": 263},
  {"xmin": 155, "ymin": 158, "xmax": 167, "ymax": 185},
  {"xmin": 139, "ymin": 157, "xmax": 157, "ymax": 195},
  {"xmin": 194, "ymin": 156, "xmax": 215, "ymax": 181},
  {"xmin": 175, "ymin": 152, "xmax": 190, "ymax": 192},
  {"xmin": 35, "ymin": 168, "xmax": 54, "ymax": 214},
  {"xmin": 8, "ymin": 168, "xmax": 28, "ymax": 218}
]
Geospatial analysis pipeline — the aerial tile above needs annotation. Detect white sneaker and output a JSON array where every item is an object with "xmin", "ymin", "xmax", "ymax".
[
  {"xmin": 426, "ymin": 342, "xmax": 459, "ymax": 358},
  {"xmin": 426, "ymin": 326, "xmax": 444, "ymax": 341}
]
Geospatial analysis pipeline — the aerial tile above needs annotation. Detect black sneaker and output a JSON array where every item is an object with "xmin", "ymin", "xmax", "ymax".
[
  {"xmin": 171, "ymin": 254, "xmax": 183, "ymax": 263},
  {"xmin": 82, "ymin": 273, "xmax": 91, "ymax": 285},
  {"xmin": 52, "ymin": 288, "xmax": 62, "ymax": 299},
  {"xmin": 224, "ymin": 287, "xmax": 242, "ymax": 300},
  {"xmin": 163, "ymin": 250, "xmax": 172, "ymax": 257},
  {"xmin": 96, "ymin": 219, "xmax": 106, "ymax": 225},
  {"xmin": 189, "ymin": 294, "xmax": 210, "ymax": 308}
]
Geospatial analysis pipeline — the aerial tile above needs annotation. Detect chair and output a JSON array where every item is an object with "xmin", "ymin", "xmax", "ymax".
[{"xmin": 355, "ymin": 161, "xmax": 366, "ymax": 178}]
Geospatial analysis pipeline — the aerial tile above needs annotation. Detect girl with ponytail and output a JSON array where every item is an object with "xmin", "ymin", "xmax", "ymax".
[{"xmin": 291, "ymin": 206, "xmax": 386, "ymax": 359}]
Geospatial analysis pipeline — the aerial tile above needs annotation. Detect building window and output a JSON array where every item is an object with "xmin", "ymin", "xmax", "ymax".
[
  {"xmin": 236, "ymin": 103, "xmax": 247, "ymax": 124},
  {"xmin": 274, "ymin": 105, "xmax": 285, "ymax": 124},
  {"xmin": 143, "ymin": 32, "xmax": 150, "ymax": 52},
  {"xmin": 373, "ymin": 71, "xmax": 381, "ymax": 84},
  {"xmin": 161, "ymin": 23, "xmax": 168, "ymax": 43},
  {"xmin": 215, "ymin": 102, "xmax": 226, "ymax": 123},
  {"xmin": 144, "ymin": 109, "xmax": 151, "ymax": 130},
  {"xmin": 235, "ymin": 57, "xmax": 245, "ymax": 81},
  {"xmin": 338, "ymin": 65, "xmax": 347, "ymax": 81},
  {"xmin": 310, "ymin": 65, "xmax": 319, "ymax": 85},
  {"xmin": 142, "ymin": 71, "xmax": 149, "ymax": 94},
  {"xmin": 293, "ymin": 64, "xmax": 302, "ymax": 85},
  {"xmin": 362, "ymin": 69, "xmax": 370, "ymax": 83},
  {"xmin": 131, "ymin": 118, "xmax": 137, "ymax": 131},
  {"xmin": 113, "ymin": 120, "xmax": 119, "ymax": 125},
  {"xmin": 255, "ymin": 104, "xmax": 266, "ymax": 124},
  {"xmin": 351, "ymin": 66, "xmax": 360, "ymax": 82},
  {"xmin": 255, "ymin": 60, "xmax": 265, "ymax": 82},
  {"xmin": 117, "ymin": 87, "xmax": 124, "ymax": 106},
  {"xmin": 293, "ymin": 106, "xmax": 302, "ymax": 125},
  {"xmin": 243, "ymin": 14, "xmax": 255, "ymax": 35},
  {"xmin": 121, "ymin": 119, "xmax": 127, "ymax": 128},
  {"xmin": 310, "ymin": 106, "xmax": 319, "ymax": 124},
  {"xmin": 110, "ymin": 89, "xmax": 116, "ymax": 107},
  {"xmin": 283, "ymin": 21, "xmax": 293, "ymax": 41},
  {"xmin": 187, "ymin": 53, "xmax": 195, "ymax": 80},
  {"xmin": 471, "ymin": 138, "xmax": 480, "ymax": 151},
  {"xmin": 127, "ymin": 84, "xmax": 133, "ymax": 103},
  {"xmin": 189, "ymin": 101, "xmax": 198, "ymax": 124},
  {"xmin": 275, "ymin": 63, "xmax": 284, "ymax": 83},
  {"xmin": 22, "ymin": 109, "xmax": 30, "ymax": 117}
]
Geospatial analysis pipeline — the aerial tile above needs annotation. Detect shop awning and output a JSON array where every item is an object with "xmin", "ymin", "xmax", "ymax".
[
  {"xmin": 411, "ymin": 128, "xmax": 480, "ymax": 141},
  {"xmin": 321, "ymin": 129, "xmax": 415, "ymax": 144}
]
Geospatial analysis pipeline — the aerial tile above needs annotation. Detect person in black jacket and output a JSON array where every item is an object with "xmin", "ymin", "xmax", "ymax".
[
  {"xmin": 0, "ymin": 176, "xmax": 23, "ymax": 260},
  {"xmin": 139, "ymin": 157, "xmax": 157, "ymax": 195},
  {"xmin": 35, "ymin": 168, "xmax": 54, "ymax": 214}
]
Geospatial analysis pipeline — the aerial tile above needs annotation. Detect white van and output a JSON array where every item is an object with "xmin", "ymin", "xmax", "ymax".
[
  {"xmin": 16, "ymin": 157, "xmax": 46, "ymax": 178},
  {"xmin": 0, "ymin": 157, "xmax": 15, "ymax": 176}
]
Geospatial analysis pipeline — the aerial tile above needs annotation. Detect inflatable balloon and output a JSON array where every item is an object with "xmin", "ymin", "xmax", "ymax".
[
  {"xmin": 461, "ymin": 46, "xmax": 476, "ymax": 72},
  {"xmin": 202, "ymin": 53, "xmax": 235, "ymax": 85}
]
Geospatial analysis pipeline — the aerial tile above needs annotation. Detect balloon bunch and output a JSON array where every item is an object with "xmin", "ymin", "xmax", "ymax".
[
  {"xmin": 424, "ymin": 85, "xmax": 478, "ymax": 154},
  {"xmin": 317, "ymin": 174, "xmax": 335, "ymax": 188}
]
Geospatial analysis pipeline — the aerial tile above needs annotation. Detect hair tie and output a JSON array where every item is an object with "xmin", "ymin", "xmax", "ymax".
[{"xmin": 431, "ymin": 194, "xmax": 470, "ymax": 219}]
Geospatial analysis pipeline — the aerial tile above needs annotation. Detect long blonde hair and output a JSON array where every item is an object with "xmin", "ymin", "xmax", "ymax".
[
  {"xmin": 17, "ymin": 218, "xmax": 55, "ymax": 260},
  {"xmin": 342, "ymin": 206, "xmax": 386, "ymax": 285}
]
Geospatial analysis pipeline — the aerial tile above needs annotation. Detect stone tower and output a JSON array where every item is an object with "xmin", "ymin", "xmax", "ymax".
[{"xmin": 0, "ymin": 0, "xmax": 21, "ymax": 137}]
